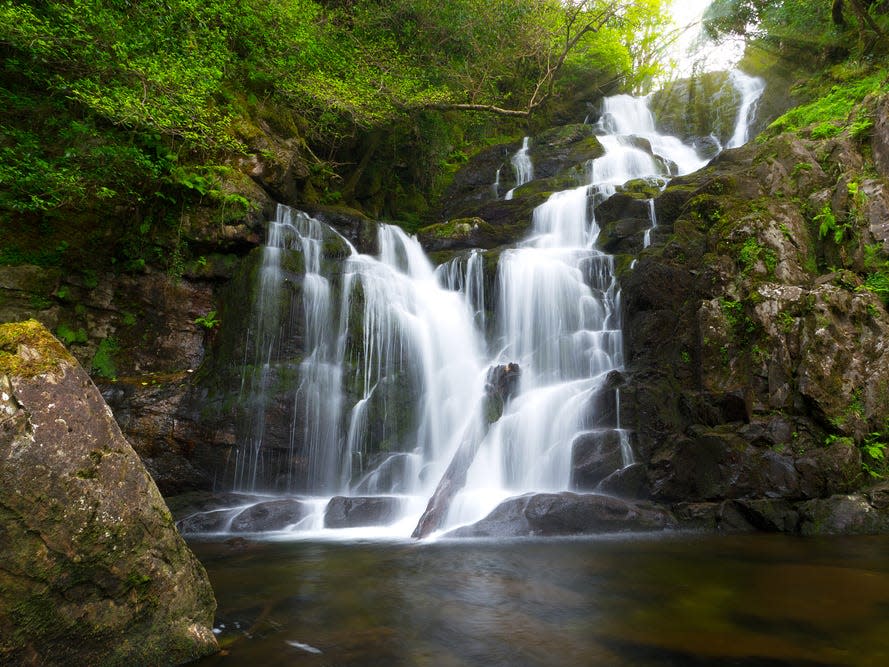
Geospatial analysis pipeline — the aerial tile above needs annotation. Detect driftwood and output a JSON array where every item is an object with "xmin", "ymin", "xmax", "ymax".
[{"xmin": 411, "ymin": 363, "xmax": 520, "ymax": 538}]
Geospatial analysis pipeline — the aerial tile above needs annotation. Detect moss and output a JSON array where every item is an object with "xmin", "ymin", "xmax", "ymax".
[
  {"xmin": 0, "ymin": 320, "xmax": 76, "ymax": 378},
  {"xmin": 91, "ymin": 338, "xmax": 119, "ymax": 379},
  {"xmin": 419, "ymin": 218, "xmax": 478, "ymax": 240},
  {"xmin": 10, "ymin": 594, "xmax": 64, "ymax": 646},
  {"xmin": 620, "ymin": 178, "xmax": 664, "ymax": 199},
  {"xmin": 55, "ymin": 324, "xmax": 88, "ymax": 346}
]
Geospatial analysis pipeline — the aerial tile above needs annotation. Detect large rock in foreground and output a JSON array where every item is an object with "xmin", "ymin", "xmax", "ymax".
[
  {"xmin": 0, "ymin": 321, "xmax": 218, "ymax": 666},
  {"xmin": 447, "ymin": 492, "xmax": 676, "ymax": 538}
]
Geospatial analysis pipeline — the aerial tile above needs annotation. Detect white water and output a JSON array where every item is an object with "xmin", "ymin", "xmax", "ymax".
[
  {"xmin": 504, "ymin": 136, "xmax": 533, "ymax": 200},
  {"xmin": 219, "ymin": 70, "xmax": 763, "ymax": 539},
  {"xmin": 726, "ymin": 70, "xmax": 766, "ymax": 148}
]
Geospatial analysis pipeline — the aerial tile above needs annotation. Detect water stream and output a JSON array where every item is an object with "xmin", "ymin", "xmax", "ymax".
[{"xmin": 206, "ymin": 69, "xmax": 765, "ymax": 539}]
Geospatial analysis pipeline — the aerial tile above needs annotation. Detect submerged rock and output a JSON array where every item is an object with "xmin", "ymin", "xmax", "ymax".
[{"xmin": 0, "ymin": 320, "xmax": 218, "ymax": 665}]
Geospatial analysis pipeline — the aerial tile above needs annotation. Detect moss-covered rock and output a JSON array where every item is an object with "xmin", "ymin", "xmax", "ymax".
[
  {"xmin": 649, "ymin": 71, "xmax": 740, "ymax": 144},
  {"xmin": 0, "ymin": 320, "xmax": 217, "ymax": 665}
]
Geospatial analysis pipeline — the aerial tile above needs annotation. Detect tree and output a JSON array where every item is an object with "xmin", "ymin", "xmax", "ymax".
[{"xmin": 703, "ymin": 0, "xmax": 888, "ymax": 55}]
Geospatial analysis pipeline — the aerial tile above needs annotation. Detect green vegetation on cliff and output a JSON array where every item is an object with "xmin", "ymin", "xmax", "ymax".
[{"xmin": 0, "ymin": 0, "xmax": 671, "ymax": 273}]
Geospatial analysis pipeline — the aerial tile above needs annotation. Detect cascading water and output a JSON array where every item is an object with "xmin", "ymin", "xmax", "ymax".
[
  {"xmin": 234, "ymin": 207, "xmax": 349, "ymax": 492},
  {"xmin": 726, "ymin": 70, "xmax": 766, "ymax": 149},
  {"xmin": 504, "ymin": 136, "xmax": 533, "ymax": 200},
  {"xmin": 212, "ymin": 69, "xmax": 764, "ymax": 539}
]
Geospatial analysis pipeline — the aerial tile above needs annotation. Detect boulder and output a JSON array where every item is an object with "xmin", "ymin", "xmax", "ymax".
[
  {"xmin": 0, "ymin": 320, "xmax": 217, "ymax": 665},
  {"xmin": 174, "ymin": 496, "xmax": 309, "ymax": 534},
  {"xmin": 447, "ymin": 492, "xmax": 675, "ymax": 537},
  {"xmin": 324, "ymin": 496, "xmax": 403, "ymax": 528},
  {"xmin": 596, "ymin": 462, "xmax": 650, "ymax": 499},
  {"xmin": 570, "ymin": 429, "xmax": 625, "ymax": 490},
  {"xmin": 230, "ymin": 498, "xmax": 309, "ymax": 532},
  {"xmin": 798, "ymin": 495, "xmax": 889, "ymax": 535}
]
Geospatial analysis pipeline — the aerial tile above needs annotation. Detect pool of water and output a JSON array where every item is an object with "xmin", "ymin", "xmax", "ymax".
[{"xmin": 191, "ymin": 533, "xmax": 889, "ymax": 666}]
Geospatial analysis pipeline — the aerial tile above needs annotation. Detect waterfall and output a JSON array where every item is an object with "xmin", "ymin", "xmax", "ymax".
[
  {"xmin": 643, "ymin": 199, "xmax": 657, "ymax": 248},
  {"xmin": 504, "ymin": 137, "xmax": 533, "ymax": 200},
  {"xmin": 234, "ymin": 206, "xmax": 353, "ymax": 492},
  {"xmin": 726, "ymin": 70, "xmax": 766, "ymax": 148},
  {"xmin": 222, "ymin": 69, "xmax": 764, "ymax": 537}
]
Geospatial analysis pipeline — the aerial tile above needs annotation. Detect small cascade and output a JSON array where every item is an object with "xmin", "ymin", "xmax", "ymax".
[
  {"xmin": 435, "ymin": 250, "xmax": 487, "ymax": 334},
  {"xmin": 643, "ymin": 199, "xmax": 657, "ymax": 249},
  {"xmin": 505, "ymin": 136, "xmax": 533, "ymax": 200},
  {"xmin": 234, "ymin": 206, "xmax": 351, "ymax": 492},
  {"xmin": 726, "ymin": 70, "xmax": 766, "ymax": 148},
  {"xmin": 340, "ymin": 227, "xmax": 486, "ymax": 496},
  {"xmin": 492, "ymin": 166, "xmax": 501, "ymax": 199}
]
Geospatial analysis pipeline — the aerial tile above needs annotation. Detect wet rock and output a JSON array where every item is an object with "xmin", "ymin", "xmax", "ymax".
[
  {"xmin": 798, "ymin": 495, "xmax": 889, "ymax": 535},
  {"xmin": 649, "ymin": 71, "xmax": 740, "ymax": 144},
  {"xmin": 433, "ymin": 142, "xmax": 517, "ymax": 220},
  {"xmin": 353, "ymin": 453, "xmax": 415, "ymax": 494},
  {"xmin": 596, "ymin": 462, "xmax": 650, "ymax": 499},
  {"xmin": 529, "ymin": 124, "xmax": 604, "ymax": 179},
  {"xmin": 102, "ymin": 378, "xmax": 213, "ymax": 495},
  {"xmin": 325, "ymin": 496, "xmax": 403, "ymax": 528},
  {"xmin": 230, "ymin": 498, "xmax": 309, "ymax": 532},
  {"xmin": 873, "ymin": 95, "xmax": 889, "ymax": 177},
  {"xmin": 649, "ymin": 433, "xmax": 739, "ymax": 502},
  {"xmin": 795, "ymin": 440, "xmax": 862, "ymax": 498},
  {"xmin": 165, "ymin": 490, "xmax": 259, "ymax": 520},
  {"xmin": 0, "ymin": 321, "xmax": 217, "ymax": 665},
  {"xmin": 173, "ymin": 495, "xmax": 307, "ymax": 536},
  {"xmin": 448, "ymin": 492, "xmax": 675, "ymax": 537},
  {"xmin": 673, "ymin": 502, "xmax": 722, "ymax": 531},
  {"xmin": 483, "ymin": 361, "xmax": 521, "ymax": 423},
  {"xmin": 418, "ymin": 217, "xmax": 501, "ymax": 252},
  {"xmin": 309, "ymin": 205, "xmax": 379, "ymax": 255},
  {"xmin": 176, "ymin": 507, "xmax": 242, "ymax": 534},
  {"xmin": 731, "ymin": 499, "xmax": 800, "ymax": 533},
  {"xmin": 571, "ymin": 430, "xmax": 625, "ymax": 490},
  {"xmin": 594, "ymin": 193, "xmax": 653, "ymax": 226},
  {"xmin": 597, "ymin": 217, "xmax": 651, "ymax": 254},
  {"xmin": 866, "ymin": 482, "xmax": 889, "ymax": 510}
]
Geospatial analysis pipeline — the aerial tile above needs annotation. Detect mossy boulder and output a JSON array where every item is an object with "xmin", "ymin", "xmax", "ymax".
[
  {"xmin": 528, "ymin": 124, "xmax": 604, "ymax": 178},
  {"xmin": 649, "ymin": 71, "xmax": 742, "ymax": 145},
  {"xmin": 0, "ymin": 320, "xmax": 218, "ymax": 666}
]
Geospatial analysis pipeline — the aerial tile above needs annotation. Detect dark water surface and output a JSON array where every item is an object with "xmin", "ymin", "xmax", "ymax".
[{"xmin": 191, "ymin": 533, "xmax": 889, "ymax": 666}]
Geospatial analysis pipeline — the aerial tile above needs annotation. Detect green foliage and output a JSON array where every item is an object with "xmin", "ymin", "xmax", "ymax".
[
  {"xmin": 194, "ymin": 311, "xmax": 220, "ymax": 330},
  {"xmin": 767, "ymin": 69, "xmax": 888, "ymax": 139},
  {"xmin": 705, "ymin": 0, "xmax": 889, "ymax": 61},
  {"xmin": 719, "ymin": 297, "xmax": 758, "ymax": 341},
  {"xmin": 862, "ymin": 244, "xmax": 889, "ymax": 305},
  {"xmin": 91, "ymin": 337, "xmax": 119, "ymax": 379},
  {"xmin": 55, "ymin": 324, "xmax": 88, "ymax": 346},
  {"xmin": 0, "ymin": 0, "xmax": 672, "ymax": 252},
  {"xmin": 815, "ymin": 204, "xmax": 851, "ymax": 244},
  {"xmin": 738, "ymin": 237, "xmax": 777, "ymax": 275},
  {"xmin": 862, "ymin": 433, "xmax": 889, "ymax": 478}
]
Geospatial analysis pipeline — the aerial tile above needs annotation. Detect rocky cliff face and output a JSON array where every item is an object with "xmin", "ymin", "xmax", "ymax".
[
  {"xmin": 0, "ymin": 320, "xmax": 217, "ymax": 665},
  {"xmin": 611, "ymin": 104, "xmax": 889, "ymax": 533}
]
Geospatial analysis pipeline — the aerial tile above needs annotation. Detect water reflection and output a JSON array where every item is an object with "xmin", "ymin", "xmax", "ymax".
[{"xmin": 192, "ymin": 534, "xmax": 889, "ymax": 666}]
